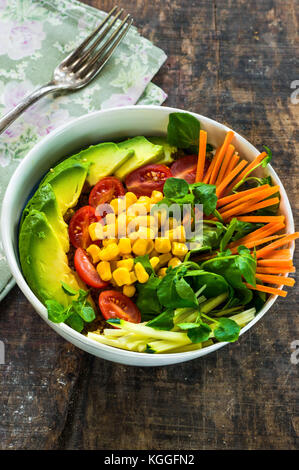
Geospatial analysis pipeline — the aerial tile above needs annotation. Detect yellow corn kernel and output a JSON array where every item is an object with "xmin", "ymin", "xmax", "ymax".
[
  {"xmin": 150, "ymin": 256, "xmax": 160, "ymax": 270},
  {"xmin": 102, "ymin": 223, "xmax": 117, "ymax": 239},
  {"xmin": 110, "ymin": 197, "xmax": 125, "ymax": 215},
  {"xmin": 165, "ymin": 225, "xmax": 186, "ymax": 242},
  {"xmin": 158, "ymin": 267, "xmax": 168, "ymax": 278},
  {"xmin": 102, "ymin": 238, "xmax": 117, "ymax": 247},
  {"xmin": 127, "ymin": 202, "xmax": 147, "ymax": 217},
  {"xmin": 128, "ymin": 271, "xmax": 137, "ymax": 284},
  {"xmin": 155, "ymin": 237, "xmax": 171, "ymax": 253},
  {"xmin": 113, "ymin": 267, "xmax": 131, "ymax": 287},
  {"xmin": 134, "ymin": 215, "xmax": 156, "ymax": 229},
  {"xmin": 136, "ymin": 196, "xmax": 151, "ymax": 212},
  {"xmin": 135, "ymin": 262, "xmax": 149, "ymax": 284},
  {"xmin": 88, "ymin": 222, "xmax": 101, "ymax": 241},
  {"xmin": 105, "ymin": 213, "xmax": 116, "ymax": 225},
  {"xmin": 100, "ymin": 242, "xmax": 120, "ymax": 261},
  {"xmin": 129, "ymin": 227, "xmax": 155, "ymax": 241},
  {"xmin": 168, "ymin": 257, "xmax": 182, "ymax": 268},
  {"xmin": 158, "ymin": 253, "xmax": 172, "ymax": 267},
  {"xmin": 123, "ymin": 285, "xmax": 136, "ymax": 297},
  {"xmin": 151, "ymin": 190, "xmax": 164, "ymax": 203},
  {"xmin": 116, "ymin": 258, "xmax": 134, "ymax": 271},
  {"xmin": 96, "ymin": 261, "xmax": 112, "ymax": 281},
  {"xmin": 132, "ymin": 238, "xmax": 148, "ymax": 256},
  {"xmin": 125, "ymin": 192, "xmax": 138, "ymax": 207},
  {"xmin": 149, "ymin": 248, "xmax": 159, "ymax": 258},
  {"xmin": 86, "ymin": 244, "xmax": 101, "ymax": 263},
  {"xmin": 118, "ymin": 237, "xmax": 132, "ymax": 254},
  {"xmin": 145, "ymin": 239, "xmax": 155, "ymax": 254},
  {"xmin": 172, "ymin": 242, "xmax": 188, "ymax": 257}
]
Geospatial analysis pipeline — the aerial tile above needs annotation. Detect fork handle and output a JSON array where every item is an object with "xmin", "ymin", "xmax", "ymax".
[{"xmin": 0, "ymin": 82, "xmax": 61, "ymax": 135}]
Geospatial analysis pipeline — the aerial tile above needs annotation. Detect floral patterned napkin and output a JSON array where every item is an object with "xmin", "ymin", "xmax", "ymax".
[{"xmin": 0, "ymin": 0, "xmax": 167, "ymax": 300}]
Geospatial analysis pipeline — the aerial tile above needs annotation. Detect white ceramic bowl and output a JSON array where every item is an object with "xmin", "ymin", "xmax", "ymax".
[{"xmin": 1, "ymin": 106, "xmax": 294, "ymax": 366}]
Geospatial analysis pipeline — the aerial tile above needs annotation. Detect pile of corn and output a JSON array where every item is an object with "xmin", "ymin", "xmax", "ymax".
[{"xmin": 86, "ymin": 190, "xmax": 189, "ymax": 297}]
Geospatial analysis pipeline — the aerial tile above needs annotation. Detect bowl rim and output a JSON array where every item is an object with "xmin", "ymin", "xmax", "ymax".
[{"xmin": 1, "ymin": 104, "xmax": 295, "ymax": 361}]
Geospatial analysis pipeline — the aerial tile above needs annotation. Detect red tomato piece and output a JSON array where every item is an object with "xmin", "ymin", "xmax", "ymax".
[
  {"xmin": 125, "ymin": 164, "xmax": 172, "ymax": 197},
  {"xmin": 99, "ymin": 290, "xmax": 141, "ymax": 323},
  {"xmin": 89, "ymin": 176, "xmax": 125, "ymax": 208},
  {"xmin": 170, "ymin": 155, "xmax": 198, "ymax": 184},
  {"xmin": 69, "ymin": 205, "xmax": 98, "ymax": 249},
  {"xmin": 74, "ymin": 248, "xmax": 108, "ymax": 289}
]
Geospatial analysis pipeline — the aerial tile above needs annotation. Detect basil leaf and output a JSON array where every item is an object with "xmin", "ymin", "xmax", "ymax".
[
  {"xmin": 187, "ymin": 322, "xmax": 212, "ymax": 343},
  {"xmin": 190, "ymin": 182, "xmax": 217, "ymax": 216},
  {"xmin": 136, "ymin": 274, "xmax": 162, "ymax": 320},
  {"xmin": 163, "ymin": 177, "xmax": 189, "ymax": 199},
  {"xmin": 175, "ymin": 277, "xmax": 198, "ymax": 308},
  {"xmin": 146, "ymin": 309, "xmax": 175, "ymax": 331},
  {"xmin": 66, "ymin": 313, "xmax": 84, "ymax": 332},
  {"xmin": 45, "ymin": 300, "xmax": 68, "ymax": 323},
  {"xmin": 61, "ymin": 281, "xmax": 78, "ymax": 296},
  {"xmin": 214, "ymin": 318, "xmax": 240, "ymax": 342},
  {"xmin": 80, "ymin": 303, "xmax": 96, "ymax": 322},
  {"xmin": 167, "ymin": 112, "xmax": 200, "ymax": 150}
]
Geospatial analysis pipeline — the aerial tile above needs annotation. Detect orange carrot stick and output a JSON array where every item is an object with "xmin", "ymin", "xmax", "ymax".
[
  {"xmin": 267, "ymin": 249, "xmax": 291, "ymax": 259},
  {"xmin": 236, "ymin": 215, "xmax": 285, "ymax": 224},
  {"xmin": 228, "ymin": 222, "xmax": 285, "ymax": 250},
  {"xmin": 256, "ymin": 232, "xmax": 299, "ymax": 259},
  {"xmin": 216, "ymin": 160, "xmax": 248, "ymax": 197},
  {"xmin": 244, "ymin": 283, "xmax": 287, "ymax": 297},
  {"xmin": 224, "ymin": 151, "xmax": 267, "ymax": 194},
  {"xmin": 223, "ymin": 154, "xmax": 240, "ymax": 180},
  {"xmin": 230, "ymin": 234, "xmax": 286, "ymax": 254},
  {"xmin": 216, "ymin": 144, "xmax": 235, "ymax": 186},
  {"xmin": 257, "ymin": 259, "xmax": 293, "ymax": 268},
  {"xmin": 256, "ymin": 266, "xmax": 296, "ymax": 274},
  {"xmin": 195, "ymin": 130, "xmax": 207, "ymax": 183},
  {"xmin": 209, "ymin": 131, "xmax": 234, "ymax": 185},
  {"xmin": 219, "ymin": 197, "xmax": 280, "ymax": 221},
  {"xmin": 220, "ymin": 186, "xmax": 279, "ymax": 213},
  {"xmin": 255, "ymin": 273, "xmax": 295, "ymax": 287},
  {"xmin": 217, "ymin": 184, "xmax": 270, "ymax": 208},
  {"xmin": 203, "ymin": 148, "xmax": 219, "ymax": 184}
]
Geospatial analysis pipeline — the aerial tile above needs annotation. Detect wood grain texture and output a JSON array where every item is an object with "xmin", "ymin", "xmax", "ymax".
[{"xmin": 0, "ymin": 0, "xmax": 298, "ymax": 450}]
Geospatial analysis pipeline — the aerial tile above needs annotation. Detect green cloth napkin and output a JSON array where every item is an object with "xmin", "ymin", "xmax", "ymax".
[{"xmin": 0, "ymin": 0, "xmax": 167, "ymax": 300}]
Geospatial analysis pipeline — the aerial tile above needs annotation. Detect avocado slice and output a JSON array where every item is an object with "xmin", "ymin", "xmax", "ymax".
[
  {"xmin": 114, "ymin": 136, "xmax": 164, "ymax": 180},
  {"xmin": 41, "ymin": 158, "xmax": 89, "ymax": 216},
  {"xmin": 19, "ymin": 209, "xmax": 83, "ymax": 307},
  {"xmin": 148, "ymin": 137, "xmax": 177, "ymax": 165},
  {"xmin": 21, "ymin": 184, "xmax": 69, "ymax": 252},
  {"xmin": 74, "ymin": 142, "xmax": 134, "ymax": 186}
]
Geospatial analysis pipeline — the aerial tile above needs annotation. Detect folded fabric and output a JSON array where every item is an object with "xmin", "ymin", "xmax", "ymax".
[{"xmin": 0, "ymin": 0, "xmax": 167, "ymax": 300}]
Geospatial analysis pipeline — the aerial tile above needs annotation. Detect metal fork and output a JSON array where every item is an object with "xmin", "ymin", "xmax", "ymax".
[{"xmin": 0, "ymin": 6, "xmax": 133, "ymax": 134}]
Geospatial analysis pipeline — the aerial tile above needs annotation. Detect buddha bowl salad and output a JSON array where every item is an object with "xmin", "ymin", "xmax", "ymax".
[{"xmin": 19, "ymin": 113, "xmax": 298, "ymax": 354}]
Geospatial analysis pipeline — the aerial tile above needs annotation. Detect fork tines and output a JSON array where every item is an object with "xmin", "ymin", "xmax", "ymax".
[{"xmin": 64, "ymin": 6, "xmax": 133, "ymax": 79}]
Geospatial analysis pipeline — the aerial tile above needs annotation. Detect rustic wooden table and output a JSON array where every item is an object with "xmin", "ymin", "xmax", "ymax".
[{"xmin": 0, "ymin": 0, "xmax": 298, "ymax": 450}]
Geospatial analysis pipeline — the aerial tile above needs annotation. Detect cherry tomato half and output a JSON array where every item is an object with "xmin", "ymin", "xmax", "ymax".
[
  {"xmin": 69, "ymin": 205, "xmax": 98, "ymax": 249},
  {"xmin": 74, "ymin": 248, "xmax": 108, "ymax": 289},
  {"xmin": 170, "ymin": 155, "xmax": 198, "ymax": 184},
  {"xmin": 89, "ymin": 176, "xmax": 125, "ymax": 208},
  {"xmin": 99, "ymin": 290, "xmax": 141, "ymax": 323},
  {"xmin": 125, "ymin": 164, "xmax": 172, "ymax": 197}
]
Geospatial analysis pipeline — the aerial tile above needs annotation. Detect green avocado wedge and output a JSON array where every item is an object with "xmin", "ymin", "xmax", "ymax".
[
  {"xmin": 21, "ymin": 184, "xmax": 69, "ymax": 252},
  {"xmin": 148, "ymin": 136, "xmax": 177, "ymax": 165},
  {"xmin": 19, "ymin": 209, "xmax": 83, "ymax": 307},
  {"xmin": 74, "ymin": 142, "xmax": 134, "ymax": 186},
  {"xmin": 114, "ymin": 136, "xmax": 164, "ymax": 180},
  {"xmin": 41, "ymin": 158, "xmax": 90, "ymax": 216}
]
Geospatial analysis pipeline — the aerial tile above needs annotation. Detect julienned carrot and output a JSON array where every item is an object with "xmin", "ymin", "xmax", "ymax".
[
  {"xmin": 256, "ymin": 266, "xmax": 296, "ymax": 274},
  {"xmin": 244, "ymin": 283, "xmax": 287, "ymax": 297},
  {"xmin": 235, "ymin": 196, "xmax": 280, "ymax": 218},
  {"xmin": 216, "ymin": 144, "xmax": 235, "ymax": 185},
  {"xmin": 256, "ymin": 232, "xmax": 299, "ymax": 259},
  {"xmin": 219, "ymin": 185, "xmax": 279, "ymax": 213},
  {"xmin": 217, "ymin": 184, "xmax": 269, "ymax": 207},
  {"xmin": 195, "ymin": 130, "xmax": 207, "ymax": 183},
  {"xmin": 216, "ymin": 160, "xmax": 248, "ymax": 197},
  {"xmin": 237, "ymin": 215, "xmax": 285, "ymax": 224},
  {"xmin": 224, "ymin": 151, "xmax": 267, "ymax": 194},
  {"xmin": 209, "ymin": 131, "xmax": 234, "ymax": 185},
  {"xmin": 230, "ymin": 234, "xmax": 286, "ymax": 254},
  {"xmin": 228, "ymin": 222, "xmax": 285, "ymax": 250},
  {"xmin": 203, "ymin": 148, "xmax": 219, "ymax": 183},
  {"xmin": 223, "ymin": 154, "xmax": 240, "ymax": 180},
  {"xmin": 257, "ymin": 259, "xmax": 293, "ymax": 268},
  {"xmin": 267, "ymin": 249, "xmax": 291, "ymax": 259},
  {"xmin": 255, "ymin": 273, "xmax": 295, "ymax": 287},
  {"xmin": 219, "ymin": 196, "xmax": 280, "ymax": 221}
]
